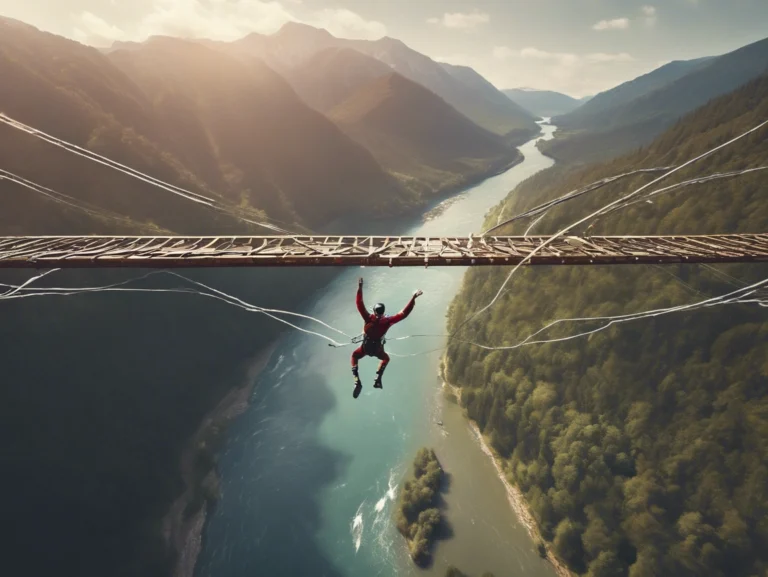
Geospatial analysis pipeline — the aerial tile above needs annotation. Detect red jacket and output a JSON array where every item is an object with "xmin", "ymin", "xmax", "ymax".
[{"xmin": 357, "ymin": 285, "xmax": 416, "ymax": 340}]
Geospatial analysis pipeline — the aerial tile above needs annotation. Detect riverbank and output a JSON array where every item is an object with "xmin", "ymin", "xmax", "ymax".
[
  {"xmin": 165, "ymin": 340, "xmax": 280, "ymax": 577},
  {"xmin": 195, "ymin": 121, "xmax": 559, "ymax": 577},
  {"xmin": 439, "ymin": 360, "xmax": 572, "ymax": 577}
]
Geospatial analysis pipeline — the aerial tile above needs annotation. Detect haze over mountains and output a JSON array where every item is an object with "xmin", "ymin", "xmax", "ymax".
[
  {"xmin": 1, "ymin": 18, "xmax": 535, "ymax": 236},
  {"xmin": 544, "ymin": 36, "xmax": 768, "ymax": 162},
  {"xmin": 224, "ymin": 22, "xmax": 540, "ymax": 140},
  {"xmin": 502, "ymin": 88, "xmax": 584, "ymax": 118},
  {"xmin": 329, "ymin": 73, "xmax": 519, "ymax": 195}
]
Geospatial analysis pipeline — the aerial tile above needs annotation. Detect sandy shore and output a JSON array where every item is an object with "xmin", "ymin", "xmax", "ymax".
[
  {"xmin": 164, "ymin": 340, "xmax": 281, "ymax": 577},
  {"xmin": 440, "ymin": 365, "xmax": 572, "ymax": 577}
]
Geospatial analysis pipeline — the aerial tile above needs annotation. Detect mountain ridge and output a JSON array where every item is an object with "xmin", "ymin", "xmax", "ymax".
[
  {"xmin": 545, "ymin": 36, "xmax": 768, "ymax": 163},
  {"xmin": 329, "ymin": 72, "xmax": 521, "ymax": 194},
  {"xmin": 502, "ymin": 88, "xmax": 582, "ymax": 118},
  {"xmin": 222, "ymin": 23, "xmax": 539, "ymax": 138}
]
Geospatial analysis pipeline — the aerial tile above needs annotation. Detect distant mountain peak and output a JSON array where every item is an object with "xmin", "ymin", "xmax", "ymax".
[
  {"xmin": 273, "ymin": 21, "xmax": 335, "ymax": 39},
  {"xmin": 372, "ymin": 36, "xmax": 408, "ymax": 51}
]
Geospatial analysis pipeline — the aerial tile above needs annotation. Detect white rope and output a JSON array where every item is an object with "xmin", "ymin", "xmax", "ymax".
[
  {"xmin": 386, "ymin": 276, "xmax": 768, "ymax": 357},
  {"xmin": 453, "ymin": 118, "xmax": 768, "ymax": 338},
  {"xmin": 486, "ymin": 167, "xmax": 675, "ymax": 235},
  {"xmin": 0, "ymin": 169, "xmax": 140, "ymax": 227},
  {"xmin": 0, "ymin": 269, "xmax": 353, "ymax": 346},
  {"xmin": 587, "ymin": 166, "xmax": 768, "ymax": 229},
  {"xmin": 0, "ymin": 113, "xmax": 294, "ymax": 234},
  {"xmin": 0, "ymin": 268, "xmax": 60, "ymax": 297}
]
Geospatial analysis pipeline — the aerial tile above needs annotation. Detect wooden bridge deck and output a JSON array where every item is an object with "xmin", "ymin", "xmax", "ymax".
[{"xmin": 0, "ymin": 234, "xmax": 767, "ymax": 268}]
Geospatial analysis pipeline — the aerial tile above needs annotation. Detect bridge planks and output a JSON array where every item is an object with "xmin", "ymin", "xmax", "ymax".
[{"xmin": 0, "ymin": 234, "xmax": 767, "ymax": 268}]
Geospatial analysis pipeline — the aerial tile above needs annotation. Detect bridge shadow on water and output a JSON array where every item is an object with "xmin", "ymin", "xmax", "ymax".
[{"xmin": 194, "ymin": 348, "xmax": 350, "ymax": 577}]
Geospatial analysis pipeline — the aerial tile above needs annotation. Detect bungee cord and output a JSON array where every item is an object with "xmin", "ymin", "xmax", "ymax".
[
  {"xmin": 0, "ymin": 270, "xmax": 354, "ymax": 347},
  {"xmin": 0, "ymin": 268, "xmax": 60, "ymax": 298},
  {"xmin": 0, "ymin": 113, "xmax": 297, "ymax": 234},
  {"xmin": 487, "ymin": 167, "xmax": 675, "ymax": 235},
  {"xmin": 2, "ymin": 114, "xmax": 766, "ymax": 358},
  {"xmin": 524, "ymin": 167, "xmax": 768, "ymax": 236},
  {"xmin": 0, "ymin": 169, "xmax": 143, "ymax": 228},
  {"xmin": 452, "ymin": 118, "xmax": 768, "ymax": 341},
  {"xmin": 586, "ymin": 166, "xmax": 768, "ymax": 231},
  {"xmin": 384, "ymin": 275, "xmax": 768, "ymax": 358}
]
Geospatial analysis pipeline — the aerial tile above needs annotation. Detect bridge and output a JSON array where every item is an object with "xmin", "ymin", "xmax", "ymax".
[{"xmin": 0, "ymin": 234, "xmax": 767, "ymax": 269}]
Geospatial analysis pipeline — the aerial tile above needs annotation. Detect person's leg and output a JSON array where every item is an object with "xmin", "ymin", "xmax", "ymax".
[
  {"xmin": 351, "ymin": 346, "xmax": 365, "ymax": 398},
  {"xmin": 373, "ymin": 349, "xmax": 390, "ymax": 389}
]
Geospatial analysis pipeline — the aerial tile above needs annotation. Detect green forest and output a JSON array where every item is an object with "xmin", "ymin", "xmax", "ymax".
[
  {"xmin": 395, "ymin": 448, "xmax": 445, "ymax": 566},
  {"xmin": 446, "ymin": 74, "xmax": 768, "ymax": 577}
]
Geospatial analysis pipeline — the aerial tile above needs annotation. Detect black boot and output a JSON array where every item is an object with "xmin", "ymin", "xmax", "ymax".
[
  {"xmin": 352, "ymin": 367, "xmax": 362, "ymax": 399},
  {"xmin": 373, "ymin": 369, "xmax": 384, "ymax": 389}
]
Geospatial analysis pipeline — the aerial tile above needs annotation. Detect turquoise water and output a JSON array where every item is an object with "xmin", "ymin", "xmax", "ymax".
[{"xmin": 195, "ymin": 123, "xmax": 558, "ymax": 577}]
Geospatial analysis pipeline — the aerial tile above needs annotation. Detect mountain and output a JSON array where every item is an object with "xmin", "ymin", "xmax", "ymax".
[
  {"xmin": 349, "ymin": 39, "xmax": 539, "ymax": 139},
  {"xmin": 439, "ymin": 63, "xmax": 541, "ymax": 138},
  {"xmin": 0, "ymin": 16, "xmax": 414, "ymax": 233},
  {"xmin": 546, "ymin": 37, "xmax": 768, "ymax": 163},
  {"xmin": 0, "ymin": 18, "xmax": 234, "ymax": 236},
  {"xmin": 283, "ymin": 46, "xmax": 392, "ymax": 112},
  {"xmin": 502, "ymin": 88, "xmax": 583, "ymax": 117},
  {"xmin": 228, "ymin": 23, "xmax": 539, "ymax": 139},
  {"xmin": 554, "ymin": 56, "xmax": 715, "ymax": 130},
  {"xmin": 447, "ymin": 73, "xmax": 768, "ymax": 577},
  {"xmin": 107, "ymin": 37, "xmax": 412, "ymax": 225},
  {"xmin": 0, "ymin": 18, "xmax": 408, "ymax": 577},
  {"xmin": 329, "ymin": 73, "xmax": 520, "ymax": 194},
  {"xmin": 230, "ymin": 21, "xmax": 338, "ymax": 72}
]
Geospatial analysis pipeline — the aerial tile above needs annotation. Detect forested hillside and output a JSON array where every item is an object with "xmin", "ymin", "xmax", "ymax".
[
  {"xmin": 553, "ymin": 57, "xmax": 713, "ymax": 130},
  {"xmin": 284, "ymin": 46, "xmax": 392, "ymax": 113},
  {"xmin": 446, "ymin": 74, "xmax": 768, "ymax": 577},
  {"xmin": 329, "ymin": 73, "xmax": 520, "ymax": 196},
  {"xmin": 545, "ymin": 37, "xmax": 768, "ymax": 164}
]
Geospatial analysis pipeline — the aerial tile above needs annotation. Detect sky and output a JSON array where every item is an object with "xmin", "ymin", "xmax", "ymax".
[{"xmin": 1, "ymin": 0, "xmax": 767, "ymax": 97}]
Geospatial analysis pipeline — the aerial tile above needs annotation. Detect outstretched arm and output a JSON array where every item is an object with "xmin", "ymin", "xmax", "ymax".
[
  {"xmin": 356, "ymin": 278, "xmax": 369, "ymax": 320},
  {"xmin": 388, "ymin": 290, "xmax": 423, "ymax": 325}
]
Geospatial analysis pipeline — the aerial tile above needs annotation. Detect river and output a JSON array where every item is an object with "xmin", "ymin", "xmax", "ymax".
[{"xmin": 194, "ymin": 121, "xmax": 558, "ymax": 577}]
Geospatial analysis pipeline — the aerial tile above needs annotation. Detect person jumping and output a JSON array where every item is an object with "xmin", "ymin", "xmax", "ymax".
[{"xmin": 351, "ymin": 277, "xmax": 423, "ymax": 399}]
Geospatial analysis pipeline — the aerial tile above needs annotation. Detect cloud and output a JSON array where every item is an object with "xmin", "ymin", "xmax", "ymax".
[
  {"xmin": 492, "ymin": 46, "xmax": 516, "ymax": 60},
  {"xmin": 490, "ymin": 45, "xmax": 636, "ymax": 92},
  {"xmin": 313, "ymin": 8, "xmax": 386, "ymax": 39},
  {"xmin": 427, "ymin": 10, "xmax": 490, "ymax": 30},
  {"xmin": 72, "ymin": 0, "xmax": 386, "ymax": 46},
  {"xmin": 518, "ymin": 47, "xmax": 580, "ymax": 66},
  {"xmin": 585, "ymin": 52, "xmax": 635, "ymax": 63},
  {"xmin": 496, "ymin": 46, "xmax": 633, "ymax": 66},
  {"xmin": 592, "ymin": 17, "xmax": 630, "ymax": 31},
  {"xmin": 435, "ymin": 49, "xmax": 647, "ymax": 98},
  {"xmin": 641, "ymin": 5, "xmax": 657, "ymax": 26},
  {"xmin": 73, "ymin": 11, "xmax": 126, "ymax": 44}
]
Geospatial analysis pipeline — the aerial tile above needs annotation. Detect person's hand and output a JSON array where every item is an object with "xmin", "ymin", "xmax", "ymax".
[
  {"xmin": 359, "ymin": 277, "xmax": 364, "ymax": 287},
  {"xmin": 414, "ymin": 289, "xmax": 423, "ymax": 298}
]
